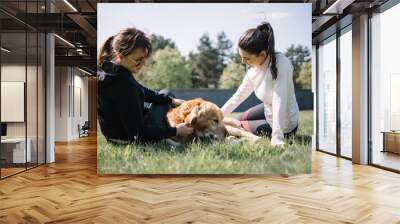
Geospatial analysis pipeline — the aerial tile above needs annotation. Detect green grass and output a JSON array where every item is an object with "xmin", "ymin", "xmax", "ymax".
[{"xmin": 97, "ymin": 110, "xmax": 313, "ymax": 175}]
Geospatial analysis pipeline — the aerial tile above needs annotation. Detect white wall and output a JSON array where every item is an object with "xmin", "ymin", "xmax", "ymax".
[
  {"xmin": 72, "ymin": 72, "xmax": 89, "ymax": 138},
  {"xmin": 1, "ymin": 65, "xmax": 26, "ymax": 143},
  {"xmin": 55, "ymin": 67, "xmax": 89, "ymax": 141},
  {"xmin": 1, "ymin": 65, "xmax": 38, "ymax": 138},
  {"xmin": 55, "ymin": 66, "xmax": 69, "ymax": 141},
  {"xmin": 1, "ymin": 64, "xmax": 25, "ymax": 126}
]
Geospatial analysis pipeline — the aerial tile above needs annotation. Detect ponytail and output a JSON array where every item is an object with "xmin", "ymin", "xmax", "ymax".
[
  {"xmin": 239, "ymin": 21, "xmax": 278, "ymax": 80},
  {"xmin": 98, "ymin": 36, "xmax": 115, "ymax": 67},
  {"xmin": 257, "ymin": 22, "xmax": 277, "ymax": 80}
]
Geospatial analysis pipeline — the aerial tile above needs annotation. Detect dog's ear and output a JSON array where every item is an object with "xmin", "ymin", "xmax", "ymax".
[
  {"xmin": 185, "ymin": 105, "xmax": 201, "ymax": 126},
  {"xmin": 184, "ymin": 114, "xmax": 196, "ymax": 127},
  {"xmin": 189, "ymin": 117, "xmax": 197, "ymax": 126}
]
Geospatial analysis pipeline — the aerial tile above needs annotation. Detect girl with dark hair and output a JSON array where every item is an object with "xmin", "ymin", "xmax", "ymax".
[
  {"xmin": 222, "ymin": 22, "xmax": 299, "ymax": 147},
  {"xmin": 97, "ymin": 27, "xmax": 193, "ymax": 144}
]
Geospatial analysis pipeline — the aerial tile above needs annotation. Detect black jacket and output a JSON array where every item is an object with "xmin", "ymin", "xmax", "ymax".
[{"xmin": 97, "ymin": 61, "xmax": 177, "ymax": 142}]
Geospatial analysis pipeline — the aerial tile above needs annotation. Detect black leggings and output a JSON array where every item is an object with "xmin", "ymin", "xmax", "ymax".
[
  {"xmin": 143, "ymin": 89, "xmax": 175, "ymax": 127},
  {"xmin": 236, "ymin": 103, "xmax": 298, "ymax": 137}
]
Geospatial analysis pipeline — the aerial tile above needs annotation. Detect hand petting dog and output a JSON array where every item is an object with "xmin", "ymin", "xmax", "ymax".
[
  {"xmin": 166, "ymin": 98, "xmax": 261, "ymax": 143},
  {"xmin": 171, "ymin": 98, "xmax": 185, "ymax": 106},
  {"xmin": 167, "ymin": 98, "xmax": 227, "ymax": 142}
]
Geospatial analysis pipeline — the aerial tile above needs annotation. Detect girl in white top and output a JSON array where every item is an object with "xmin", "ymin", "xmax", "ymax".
[{"xmin": 222, "ymin": 22, "xmax": 299, "ymax": 146}]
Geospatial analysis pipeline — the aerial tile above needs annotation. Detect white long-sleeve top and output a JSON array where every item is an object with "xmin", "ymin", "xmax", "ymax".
[{"xmin": 221, "ymin": 53, "xmax": 299, "ymax": 146}]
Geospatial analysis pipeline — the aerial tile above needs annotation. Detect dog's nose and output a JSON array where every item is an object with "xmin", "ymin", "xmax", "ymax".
[{"xmin": 204, "ymin": 132, "xmax": 217, "ymax": 139}]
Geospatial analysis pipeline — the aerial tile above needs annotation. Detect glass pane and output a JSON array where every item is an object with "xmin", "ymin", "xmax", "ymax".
[
  {"xmin": 340, "ymin": 28, "xmax": 352, "ymax": 158},
  {"xmin": 371, "ymin": 3, "xmax": 400, "ymax": 171},
  {"xmin": 1, "ymin": 31, "xmax": 27, "ymax": 177},
  {"xmin": 317, "ymin": 36, "xmax": 337, "ymax": 154}
]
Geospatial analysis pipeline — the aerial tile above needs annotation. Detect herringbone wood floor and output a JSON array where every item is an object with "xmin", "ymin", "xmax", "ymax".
[{"xmin": 1, "ymin": 135, "xmax": 400, "ymax": 224}]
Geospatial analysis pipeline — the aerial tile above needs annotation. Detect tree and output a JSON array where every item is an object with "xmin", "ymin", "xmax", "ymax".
[
  {"xmin": 189, "ymin": 33, "xmax": 220, "ymax": 88},
  {"xmin": 136, "ymin": 34, "xmax": 177, "ymax": 82},
  {"xmin": 218, "ymin": 60, "xmax": 246, "ymax": 89},
  {"xmin": 230, "ymin": 52, "xmax": 242, "ymax": 64},
  {"xmin": 216, "ymin": 31, "xmax": 233, "ymax": 66},
  {"xmin": 141, "ymin": 47, "xmax": 192, "ymax": 89},
  {"xmin": 296, "ymin": 61, "xmax": 311, "ymax": 89},
  {"xmin": 189, "ymin": 32, "xmax": 233, "ymax": 89},
  {"xmin": 150, "ymin": 34, "xmax": 176, "ymax": 52},
  {"xmin": 135, "ymin": 57, "xmax": 154, "ymax": 81},
  {"xmin": 285, "ymin": 44, "xmax": 311, "ymax": 88}
]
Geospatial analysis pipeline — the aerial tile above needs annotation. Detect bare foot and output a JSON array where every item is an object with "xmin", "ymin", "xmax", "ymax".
[{"xmin": 245, "ymin": 135, "xmax": 262, "ymax": 143}]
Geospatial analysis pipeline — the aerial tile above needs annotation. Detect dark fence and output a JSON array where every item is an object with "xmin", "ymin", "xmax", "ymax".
[{"xmin": 170, "ymin": 89, "xmax": 313, "ymax": 112}]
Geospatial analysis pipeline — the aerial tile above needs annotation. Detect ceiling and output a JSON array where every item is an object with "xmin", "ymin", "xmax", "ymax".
[{"xmin": 0, "ymin": 0, "xmax": 392, "ymax": 74}]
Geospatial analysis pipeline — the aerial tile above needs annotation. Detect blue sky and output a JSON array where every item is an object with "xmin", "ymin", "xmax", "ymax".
[{"xmin": 98, "ymin": 3, "xmax": 311, "ymax": 57}]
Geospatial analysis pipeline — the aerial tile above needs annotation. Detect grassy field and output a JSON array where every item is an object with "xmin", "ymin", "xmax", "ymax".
[{"xmin": 97, "ymin": 110, "xmax": 313, "ymax": 175}]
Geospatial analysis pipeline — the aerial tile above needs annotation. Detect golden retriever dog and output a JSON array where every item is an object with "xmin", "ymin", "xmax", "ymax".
[
  {"xmin": 167, "ymin": 98, "xmax": 227, "ymax": 141},
  {"xmin": 166, "ymin": 98, "xmax": 261, "ymax": 143}
]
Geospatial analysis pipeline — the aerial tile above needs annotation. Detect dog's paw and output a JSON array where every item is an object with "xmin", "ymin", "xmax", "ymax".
[
  {"xmin": 226, "ymin": 135, "xmax": 237, "ymax": 140},
  {"xmin": 226, "ymin": 135, "xmax": 242, "ymax": 145}
]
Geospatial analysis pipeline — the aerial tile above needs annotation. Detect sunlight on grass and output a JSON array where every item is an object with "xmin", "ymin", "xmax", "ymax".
[{"xmin": 97, "ymin": 110, "xmax": 313, "ymax": 174}]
